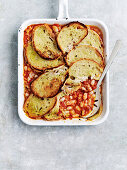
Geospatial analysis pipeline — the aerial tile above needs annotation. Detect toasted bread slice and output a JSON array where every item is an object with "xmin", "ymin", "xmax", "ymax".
[
  {"xmin": 66, "ymin": 45, "xmax": 104, "ymax": 66},
  {"xmin": 25, "ymin": 41, "xmax": 65, "ymax": 71},
  {"xmin": 61, "ymin": 84, "xmax": 80, "ymax": 94},
  {"xmin": 79, "ymin": 29, "xmax": 104, "ymax": 55},
  {"xmin": 23, "ymin": 94, "xmax": 56, "ymax": 119},
  {"xmin": 31, "ymin": 65, "xmax": 68, "ymax": 98},
  {"xmin": 44, "ymin": 91, "xmax": 65, "ymax": 120},
  {"xmin": 32, "ymin": 24, "xmax": 61, "ymax": 59},
  {"xmin": 57, "ymin": 22, "xmax": 88, "ymax": 54},
  {"xmin": 65, "ymin": 59, "xmax": 103, "ymax": 86}
]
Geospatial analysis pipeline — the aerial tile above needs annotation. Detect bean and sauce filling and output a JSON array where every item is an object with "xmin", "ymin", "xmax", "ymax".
[{"xmin": 59, "ymin": 79, "xmax": 98, "ymax": 119}]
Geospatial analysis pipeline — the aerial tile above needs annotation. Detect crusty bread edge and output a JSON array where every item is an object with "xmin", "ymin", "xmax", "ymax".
[
  {"xmin": 23, "ymin": 94, "xmax": 57, "ymax": 119},
  {"xmin": 90, "ymin": 29, "xmax": 104, "ymax": 57},
  {"xmin": 69, "ymin": 58, "xmax": 104, "ymax": 72},
  {"xmin": 42, "ymin": 93, "xmax": 62, "ymax": 121},
  {"xmin": 30, "ymin": 69, "xmax": 68, "ymax": 98},
  {"xmin": 65, "ymin": 45, "xmax": 104, "ymax": 67},
  {"xmin": 57, "ymin": 22, "xmax": 88, "ymax": 54},
  {"xmin": 32, "ymin": 24, "xmax": 61, "ymax": 60},
  {"xmin": 66, "ymin": 58, "xmax": 104, "ymax": 86},
  {"xmin": 24, "ymin": 43, "xmax": 44, "ymax": 72},
  {"xmin": 43, "ymin": 113, "xmax": 62, "ymax": 121},
  {"xmin": 64, "ymin": 59, "xmax": 104, "ymax": 86},
  {"xmin": 87, "ymin": 26, "xmax": 104, "ymax": 56},
  {"xmin": 24, "ymin": 42, "xmax": 64, "ymax": 71},
  {"xmin": 43, "ymin": 91, "xmax": 69, "ymax": 121}
]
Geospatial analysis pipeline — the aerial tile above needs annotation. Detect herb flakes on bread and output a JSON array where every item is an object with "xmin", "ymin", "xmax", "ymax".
[
  {"xmin": 32, "ymin": 24, "xmax": 62, "ymax": 59},
  {"xmin": 65, "ymin": 59, "xmax": 103, "ymax": 86},
  {"xmin": 31, "ymin": 65, "xmax": 68, "ymax": 98},
  {"xmin": 43, "ymin": 91, "xmax": 65, "ymax": 120},
  {"xmin": 66, "ymin": 45, "xmax": 104, "ymax": 66},
  {"xmin": 57, "ymin": 22, "xmax": 88, "ymax": 54},
  {"xmin": 79, "ymin": 29, "xmax": 104, "ymax": 56},
  {"xmin": 25, "ymin": 41, "xmax": 65, "ymax": 71},
  {"xmin": 24, "ymin": 94, "xmax": 56, "ymax": 119}
]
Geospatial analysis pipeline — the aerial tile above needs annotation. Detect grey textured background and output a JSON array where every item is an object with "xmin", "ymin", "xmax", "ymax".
[{"xmin": 0, "ymin": 0, "xmax": 127, "ymax": 169}]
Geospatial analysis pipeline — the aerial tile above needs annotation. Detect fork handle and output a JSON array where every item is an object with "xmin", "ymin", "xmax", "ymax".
[{"xmin": 97, "ymin": 40, "xmax": 121, "ymax": 88}]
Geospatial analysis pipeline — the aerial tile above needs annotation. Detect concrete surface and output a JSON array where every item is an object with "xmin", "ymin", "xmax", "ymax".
[{"xmin": 0, "ymin": 0, "xmax": 127, "ymax": 169}]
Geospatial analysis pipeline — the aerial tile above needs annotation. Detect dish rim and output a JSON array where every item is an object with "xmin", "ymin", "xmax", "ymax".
[{"xmin": 18, "ymin": 18, "xmax": 109, "ymax": 126}]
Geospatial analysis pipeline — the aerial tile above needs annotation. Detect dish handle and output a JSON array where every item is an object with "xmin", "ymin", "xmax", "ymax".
[{"xmin": 57, "ymin": 0, "xmax": 69, "ymax": 19}]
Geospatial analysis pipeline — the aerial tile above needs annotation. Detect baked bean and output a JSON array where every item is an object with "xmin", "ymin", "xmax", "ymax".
[
  {"xmin": 83, "ymin": 93, "xmax": 87, "ymax": 100},
  {"xmin": 75, "ymin": 105, "xmax": 81, "ymax": 111},
  {"xmin": 67, "ymin": 100, "xmax": 76, "ymax": 105},
  {"xmin": 91, "ymin": 79, "xmax": 95, "ymax": 86},
  {"xmin": 67, "ymin": 106, "xmax": 73, "ymax": 110}
]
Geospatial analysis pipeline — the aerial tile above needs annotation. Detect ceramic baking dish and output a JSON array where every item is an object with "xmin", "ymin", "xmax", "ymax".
[{"xmin": 18, "ymin": 0, "xmax": 109, "ymax": 125}]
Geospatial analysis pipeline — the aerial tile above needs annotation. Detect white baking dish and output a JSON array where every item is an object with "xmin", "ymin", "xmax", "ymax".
[{"xmin": 18, "ymin": 0, "xmax": 109, "ymax": 125}]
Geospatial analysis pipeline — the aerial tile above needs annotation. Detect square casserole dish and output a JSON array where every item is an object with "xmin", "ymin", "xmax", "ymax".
[{"xmin": 18, "ymin": 17, "xmax": 109, "ymax": 126}]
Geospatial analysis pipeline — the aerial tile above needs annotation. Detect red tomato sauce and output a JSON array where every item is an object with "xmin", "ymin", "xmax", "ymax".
[
  {"xmin": 23, "ymin": 62, "xmax": 40, "ymax": 101},
  {"xmin": 59, "ymin": 79, "xmax": 98, "ymax": 119}
]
